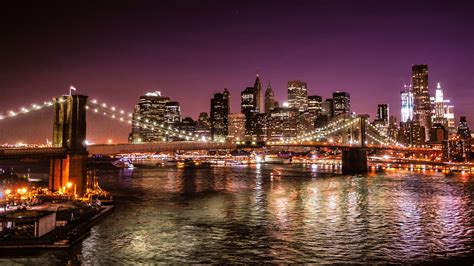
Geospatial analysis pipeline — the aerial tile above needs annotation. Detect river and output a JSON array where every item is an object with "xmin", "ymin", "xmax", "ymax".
[{"xmin": 1, "ymin": 163, "xmax": 473, "ymax": 263}]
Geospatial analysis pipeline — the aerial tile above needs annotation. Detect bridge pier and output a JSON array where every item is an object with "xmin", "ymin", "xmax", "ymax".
[
  {"xmin": 342, "ymin": 115, "xmax": 369, "ymax": 174},
  {"xmin": 49, "ymin": 94, "xmax": 88, "ymax": 196},
  {"xmin": 342, "ymin": 147, "xmax": 368, "ymax": 174}
]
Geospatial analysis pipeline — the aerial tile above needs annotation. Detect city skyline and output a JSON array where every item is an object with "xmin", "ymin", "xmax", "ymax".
[{"xmin": 1, "ymin": 0, "xmax": 473, "ymax": 143}]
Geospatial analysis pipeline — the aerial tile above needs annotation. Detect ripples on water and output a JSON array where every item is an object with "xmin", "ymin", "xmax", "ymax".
[{"xmin": 1, "ymin": 164, "xmax": 473, "ymax": 264}]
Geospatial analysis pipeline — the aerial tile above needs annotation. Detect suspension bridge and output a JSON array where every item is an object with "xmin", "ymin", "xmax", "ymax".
[{"xmin": 0, "ymin": 94, "xmax": 438, "ymax": 196}]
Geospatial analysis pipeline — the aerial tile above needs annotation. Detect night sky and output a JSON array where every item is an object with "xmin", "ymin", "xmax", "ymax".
[{"xmin": 1, "ymin": 0, "xmax": 473, "ymax": 143}]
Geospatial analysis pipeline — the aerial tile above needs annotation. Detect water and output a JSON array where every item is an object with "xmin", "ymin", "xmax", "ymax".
[{"xmin": 1, "ymin": 164, "xmax": 474, "ymax": 263}]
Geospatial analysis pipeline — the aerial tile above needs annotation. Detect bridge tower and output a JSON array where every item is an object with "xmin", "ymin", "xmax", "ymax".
[
  {"xmin": 342, "ymin": 115, "xmax": 368, "ymax": 174},
  {"xmin": 49, "ymin": 95, "xmax": 88, "ymax": 196}
]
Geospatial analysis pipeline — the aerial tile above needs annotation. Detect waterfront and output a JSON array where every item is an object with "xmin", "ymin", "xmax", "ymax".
[{"xmin": 1, "ymin": 163, "xmax": 474, "ymax": 263}]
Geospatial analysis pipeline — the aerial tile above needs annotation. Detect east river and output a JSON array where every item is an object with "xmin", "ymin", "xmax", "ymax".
[{"xmin": 1, "ymin": 163, "xmax": 474, "ymax": 264}]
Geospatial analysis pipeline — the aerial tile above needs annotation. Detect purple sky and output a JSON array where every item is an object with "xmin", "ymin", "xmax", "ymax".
[{"xmin": 1, "ymin": 0, "xmax": 473, "ymax": 143}]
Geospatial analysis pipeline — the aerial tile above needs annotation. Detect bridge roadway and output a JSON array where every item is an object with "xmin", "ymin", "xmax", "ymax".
[
  {"xmin": 267, "ymin": 141, "xmax": 440, "ymax": 152},
  {"xmin": 0, "ymin": 140, "xmax": 441, "ymax": 159},
  {"xmin": 87, "ymin": 141, "xmax": 237, "ymax": 155},
  {"xmin": 0, "ymin": 147, "xmax": 67, "ymax": 160}
]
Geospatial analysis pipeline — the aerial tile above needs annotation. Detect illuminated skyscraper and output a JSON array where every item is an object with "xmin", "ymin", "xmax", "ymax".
[
  {"xmin": 333, "ymin": 91, "xmax": 350, "ymax": 117},
  {"xmin": 411, "ymin": 64, "xmax": 431, "ymax": 141},
  {"xmin": 400, "ymin": 84, "xmax": 414, "ymax": 123},
  {"xmin": 227, "ymin": 113, "xmax": 246, "ymax": 141},
  {"xmin": 432, "ymin": 82, "xmax": 445, "ymax": 124},
  {"xmin": 129, "ymin": 91, "xmax": 172, "ymax": 143},
  {"xmin": 287, "ymin": 80, "xmax": 308, "ymax": 112},
  {"xmin": 210, "ymin": 89, "xmax": 230, "ymax": 141},
  {"xmin": 308, "ymin": 95, "xmax": 322, "ymax": 129}
]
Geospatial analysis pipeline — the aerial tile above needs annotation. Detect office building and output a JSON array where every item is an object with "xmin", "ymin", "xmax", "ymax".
[
  {"xmin": 227, "ymin": 113, "xmax": 246, "ymax": 141},
  {"xmin": 267, "ymin": 107, "xmax": 298, "ymax": 141},
  {"xmin": 458, "ymin": 116, "xmax": 471, "ymax": 139},
  {"xmin": 129, "ymin": 91, "xmax": 172, "ymax": 143},
  {"xmin": 210, "ymin": 89, "xmax": 230, "ymax": 141},
  {"xmin": 400, "ymin": 84, "xmax": 414, "ymax": 123},
  {"xmin": 333, "ymin": 91, "xmax": 350, "ymax": 117},
  {"xmin": 411, "ymin": 64, "xmax": 431, "ymax": 140},
  {"xmin": 195, "ymin": 112, "xmax": 211, "ymax": 139},
  {"xmin": 287, "ymin": 80, "xmax": 308, "ymax": 112}
]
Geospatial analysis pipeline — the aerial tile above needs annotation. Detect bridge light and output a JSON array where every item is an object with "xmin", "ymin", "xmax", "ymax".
[
  {"xmin": 91, "ymin": 99, "xmax": 97, "ymax": 104},
  {"xmin": 102, "ymin": 103, "xmax": 107, "ymax": 108},
  {"xmin": 111, "ymin": 107, "xmax": 116, "ymax": 111},
  {"xmin": 94, "ymin": 109, "xmax": 98, "ymax": 113},
  {"xmin": 108, "ymin": 139, "xmax": 113, "ymax": 144}
]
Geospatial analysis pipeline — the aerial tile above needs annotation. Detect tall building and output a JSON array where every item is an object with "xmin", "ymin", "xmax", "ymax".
[
  {"xmin": 444, "ymin": 105, "xmax": 455, "ymax": 135},
  {"xmin": 316, "ymin": 98, "xmax": 333, "ymax": 127},
  {"xmin": 376, "ymin": 104, "xmax": 389, "ymax": 124},
  {"xmin": 164, "ymin": 102, "xmax": 181, "ymax": 125},
  {"xmin": 373, "ymin": 104, "xmax": 389, "ymax": 134},
  {"xmin": 129, "ymin": 91, "xmax": 172, "ymax": 143},
  {"xmin": 227, "ymin": 113, "xmax": 246, "ymax": 141},
  {"xmin": 457, "ymin": 116, "xmax": 471, "ymax": 139},
  {"xmin": 432, "ymin": 82, "xmax": 446, "ymax": 125},
  {"xmin": 195, "ymin": 112, "xmax": 211, "ymax": 139},
  {"xmin": 400, "ymin": 84, "xmax": 414, "ymax": 123},
  {"xmin": 412, "ymin": 64, "xmax": 431, "ymax": 140},
  {"xmin": 241, "ymin": 87, "xmax": 258, "ymax": 114},
  {"xmin": 308, "ymin": 95, "xmax": 322, "ymax": 129},
  {"xmin": 287, "ymin": 80, "xmax": 308, "ymax": 112},
  {"xmin": 254, "ymin": 74, "xmax": 262, "ymax": 113},
  {"xmin": 179, "ymin": 117, "xmax": 196, "ymax": 137},
  {"xmin": 398, "ymin": 121, "xmax": 425, "ymax": 146},
  {"xmin": 333, "ymin": 91, "xmax": 350, "ymax": 117},
  {"xmin": 267, "ymin": 107, "xmax": 298, "ymax": 141},
  {"xmin": 264, "ymin": 82, "xmax": 276, "ymax": 113},
  {"xmin": 210, "ymin": 89, "xmax": 230, "ymax": 141}
]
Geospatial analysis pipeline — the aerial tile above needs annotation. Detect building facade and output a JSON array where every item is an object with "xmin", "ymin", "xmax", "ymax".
[
  {"xmin": 287, "ymin": 80, "xmax": 308, "ymax": 112},
  {"xmin": 227, "ymin": 113, "xmax": 246, "ymax": 142},
  {"xmin": 412, "ymin": 64, "xmax": 431, "ymax": 141},
  {"xmin": 129, "ymin": 91, "xmax": 172, "ymax": 143},
  {"xmin": 267, "ymin": 107, "xmax": 298, "ymax": 141},
  {"xmin": 333, "ymin": 91, "xmax": 350, "ymax": 117},
  {"xmin": 210, "ymin": 89, "xmax": 230, "ymax": 141},
  {"xmin": 400, "ymin": 84, "xmax": 414, "ymax": 123}
]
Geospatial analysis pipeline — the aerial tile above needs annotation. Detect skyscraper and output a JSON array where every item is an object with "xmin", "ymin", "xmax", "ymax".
[
  {"xmin": 308, "ymin": 95, "xmax": 322, "ymax": 129},
  {"xmin": 196, "ymin": 112, "xmax": 211, "ymax": 139},
  {"xmin": 411, "ymin": 64, "xmax": 431, "ymax": 141},
  {"xmin": 210, "ymin": 89, "xmax": 230, "ymax": 141},
  {"xmin": 129, "ymin": 91, "xmax": 172, "ymax": 143},
  {"xmin": 227, "ymin": 113, "xmax": 246, "ymax": 141},
  {"xmin": 333, "ymin": 91, "xmax": 350, "ymax": 117},
  {"xmin": 264, "ymin": 82, "xmax": 276, "ymax": 113},
  {"xmin": 400, "ymin": 84, "xmax": 414, "ymax": 123},
  {"xmin": 241, "ymin": 87, "xmax": 258, "ymax": 114},
  {"xmin": 254, "ymin": 74, "xmax": 262, "ymax": 113},
  {"xmin": 458, "ymin": 116, "xmax": 471, "ymax": 139},
  {"xmin": 287, "ymin": 80, "xmax": 308, "ymax": 112},
  {"xmin": 432, "ymin": 82, "xmax": 447, "ymax": 126},
  {"xmin": 376, "ymin": 104, "xmax": 389, "ymax": 124},
  {"xmin": 267, "ymin": 107, "xmax": 298, "ymax": 141}
]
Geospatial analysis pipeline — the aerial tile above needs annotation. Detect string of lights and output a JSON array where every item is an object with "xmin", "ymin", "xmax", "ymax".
[
  {"xmin": 0, "ymin": 100, "xmax": 54, "ymax": 122},
  {"xmin": 86, "ymin": 98, "xmax": 212, "ymax": 142}
]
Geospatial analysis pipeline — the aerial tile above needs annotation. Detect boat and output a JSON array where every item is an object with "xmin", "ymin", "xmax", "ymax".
[{"xmin": 112, "ymin": 158, "xmax": 134, "ymax": 169}]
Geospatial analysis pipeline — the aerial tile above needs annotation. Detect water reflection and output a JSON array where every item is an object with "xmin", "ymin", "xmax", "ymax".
[{"xmin": 0, "ymin": 164, "xmax": 473, "ymax": 264}]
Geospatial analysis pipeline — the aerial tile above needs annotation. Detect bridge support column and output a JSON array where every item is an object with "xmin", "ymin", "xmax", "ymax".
[
  {"xmin": 49, "ymin": 94, "xmax": 88, "ymax": 196},
  {"xmin": 342, "ymin": 147, "xmax": 368, "ymax": 174},
  {"xmin": 342, "ymin": 115, "xmax": 369, "ymax": 174}
]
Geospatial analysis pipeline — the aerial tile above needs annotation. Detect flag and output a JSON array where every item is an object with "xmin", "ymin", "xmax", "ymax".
[{"xmin": 70, "ymin": 86, "xmax": 77, "ymax": 91}]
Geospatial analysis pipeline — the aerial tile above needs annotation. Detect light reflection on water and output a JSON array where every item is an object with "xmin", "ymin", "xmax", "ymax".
[{"xmin": 1, "ymin": 164, "xmax": 473, "ymax": 263}]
